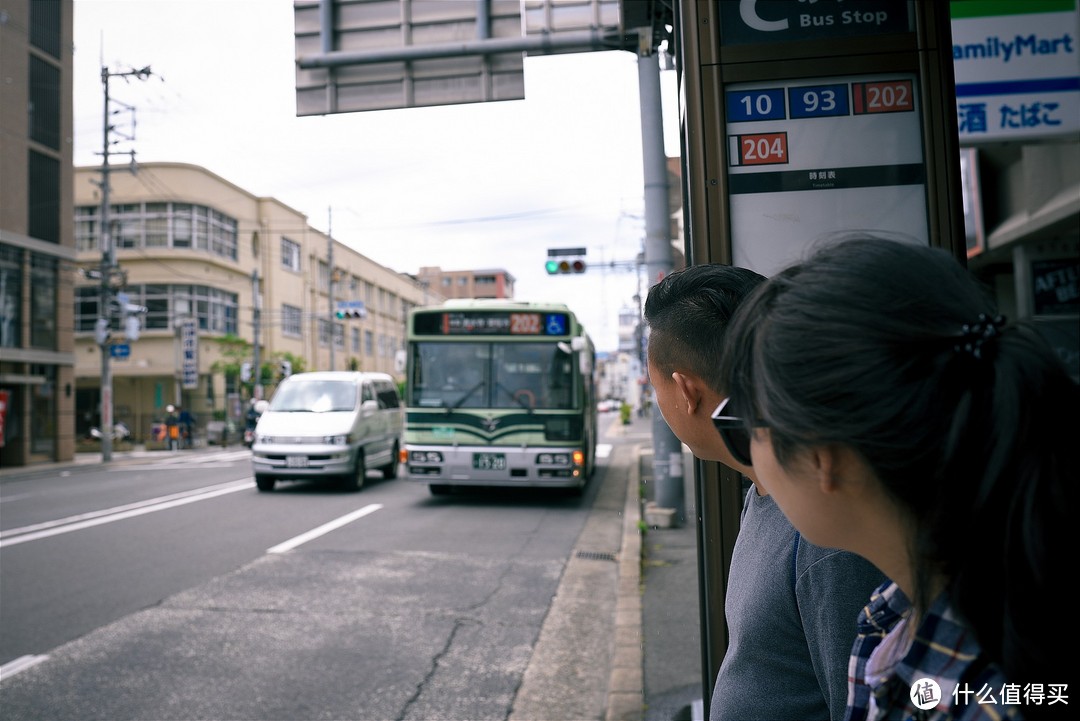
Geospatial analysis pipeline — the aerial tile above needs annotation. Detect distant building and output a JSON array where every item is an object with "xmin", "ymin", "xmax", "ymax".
[
  {"xmin": 72, "ymin": 162, "xmax": 441, "ymax": 442},
  {"xmin": 415, "ymin": 267, "xmax": 515, "ymax": 299},
  {"xmin": 0, "ymin": 0, "xmax": 76, "ymax": 467}
]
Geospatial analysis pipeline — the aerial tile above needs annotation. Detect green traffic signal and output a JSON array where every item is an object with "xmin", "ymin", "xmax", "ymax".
[{"xmin": 545, "ymin": 260, "xmax": 560, "ymax": 274}]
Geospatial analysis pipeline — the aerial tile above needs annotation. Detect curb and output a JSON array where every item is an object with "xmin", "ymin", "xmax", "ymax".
[{"xmin": 606, "ymin": 443, "xmax": 644, "ymax": 721}]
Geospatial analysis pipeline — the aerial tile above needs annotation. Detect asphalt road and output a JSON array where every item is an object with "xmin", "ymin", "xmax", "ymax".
[{"xmin": 0, "ymin": 430, "xmax": 631, "ymax": 721}]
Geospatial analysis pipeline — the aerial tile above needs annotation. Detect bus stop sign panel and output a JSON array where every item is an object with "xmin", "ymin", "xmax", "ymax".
[{"xmin": 718, "ymin": 0, "xmax": 912, "ymax": 46}]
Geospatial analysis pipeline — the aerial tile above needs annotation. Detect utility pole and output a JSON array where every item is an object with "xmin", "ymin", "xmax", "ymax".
[
  {"xmin": 252, "ymin": 269, "xmax": 262, "ymax": 400},
  {"xmin": 638, "ymin": 46, "xmax": 685, "ymax": 525},
  {"xmin": 327, "ymin": 207, "xmax": 335, "ymax": 371},
  {"xmin": 94, "ymin": 64, "xmax": 151, "ymax": 462}
]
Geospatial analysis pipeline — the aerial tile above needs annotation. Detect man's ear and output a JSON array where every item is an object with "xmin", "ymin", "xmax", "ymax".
[{"xmin": 671, "ymin": 371, "xmax": 705, "ymax": 414}]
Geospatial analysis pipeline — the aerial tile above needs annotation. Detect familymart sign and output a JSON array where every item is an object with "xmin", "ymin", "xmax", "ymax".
[{"xmin": 952, "ymin": 0, "xmax": 1080, "ymax": 142}]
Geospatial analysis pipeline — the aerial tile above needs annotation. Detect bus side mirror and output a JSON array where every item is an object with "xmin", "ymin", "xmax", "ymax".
[{"xmin": 571, "ymin": 337, "xmax": 587, "ymax": 351}]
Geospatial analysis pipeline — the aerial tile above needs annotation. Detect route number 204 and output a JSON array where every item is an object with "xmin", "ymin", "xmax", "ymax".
[{"xmin": 731, "ymin": 132, "xmax": 789, "ymax": 166}]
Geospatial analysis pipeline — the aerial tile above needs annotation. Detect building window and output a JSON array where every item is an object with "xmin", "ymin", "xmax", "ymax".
[
  {"xmin": 281, "ymin": 237, "xmax": 301, "ymax": 272},
  {"xmin": 364, "ymin": 330, "xmax": 374, "ymax": 356},
  {"xmin": 75, "ymin": 207, "xmax": 98, "ymax": 252},
  {"xmin": 281, "ymin": 304, "xmax": 302, "ymax": 337},
  {"xmin": 30, "ymin": 0, "xmax": 62, "ymax": 58},
  {"xmin": 351, "ymin": 327, "xmax": 360, "ymax": 353},
  {"xmin": 334, "ymin": 322, "xmax": 344, "ymax": 349},
  {"xmin": 0, "ymin": 245, "xmax": 23, "ymax": 348},
  {"xmin": 317, "ymin": 318, "xmax": 330, "ymax": 347},
  {"xmin": 28, "ymin": 56, "xmax": 61, "ymax": 150},
  {"xmin": 30, "ymin": 254, "xmax": 57, "ymax": 349},
  {"xmin": 75, "ymin": 284, "xmax": 237, "ymax": 335},
  {"xmin": 29, "ymin": 151, "xmax": 60, "ymax": 243},
  {"xmin": 74, "ymin": 202, "xmax": 238, "ymax": 259},
  {"xmin": 317, "ymin": 260, "xmax": 329, "ymax": 292}
]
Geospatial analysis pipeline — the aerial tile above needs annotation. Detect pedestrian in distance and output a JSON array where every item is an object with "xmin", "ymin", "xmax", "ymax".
[
  {"xmin": 164, "ymin": 404, "xmax": 180, "ymax": 451},
  {"xmin": 178, "ymin": 406, "xmax": 195, "ymax": 449},
  {"xmin": 716, "ymin": 235, "xmax": 1075, "ymax": 721},
  {"xmin": 643, "ymin": 263, "xmax": 887, "ymax": 721}
]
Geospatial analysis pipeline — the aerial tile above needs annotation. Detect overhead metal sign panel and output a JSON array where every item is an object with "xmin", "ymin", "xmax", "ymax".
[{"xmin": 294, "ymin": 0, "xmax": 624, "ymax": 115}]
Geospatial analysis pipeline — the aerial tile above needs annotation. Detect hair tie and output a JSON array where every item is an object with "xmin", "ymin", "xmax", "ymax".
[{"xmin": 954, "ymin": 313, "xmax": 1006, "ymax": 360}]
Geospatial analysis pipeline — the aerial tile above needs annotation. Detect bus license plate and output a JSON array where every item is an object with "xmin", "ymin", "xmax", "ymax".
[
  {"xmin": 286, "ymin": 455, "xmax": 309, "ymax": 468},
  {"xmin": 472, "ymin": 453, "xmax": 506, "ymax": 470}
]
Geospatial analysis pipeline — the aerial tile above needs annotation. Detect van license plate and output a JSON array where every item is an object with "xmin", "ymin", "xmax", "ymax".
[
  {"xmin": 286, "ymin": 455, "xmax": 309, "ymax": 468},
  {"xmin": 472, "ymin": 453, "xmax": 506, "ymax": 470}
]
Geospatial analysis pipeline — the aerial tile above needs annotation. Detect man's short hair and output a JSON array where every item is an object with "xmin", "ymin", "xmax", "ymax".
[{"xmin": 643, "ymin": 264, "xmax": 765, "ymax": 393}]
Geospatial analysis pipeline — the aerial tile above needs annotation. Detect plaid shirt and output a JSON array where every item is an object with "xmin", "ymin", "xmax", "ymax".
[{"xmin": 844, "ymin": 581, "xmax": 1023, "ymax": 721}]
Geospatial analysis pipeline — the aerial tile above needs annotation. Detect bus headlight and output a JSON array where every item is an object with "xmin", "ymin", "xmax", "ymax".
[{"xmin": 410, "ymin": 450, "xmax": 443, "ymax": 463}]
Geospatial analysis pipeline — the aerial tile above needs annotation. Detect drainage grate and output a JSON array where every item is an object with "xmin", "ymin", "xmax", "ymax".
[{"xmin": 576, "ymin": 550, "xmax": 618, "ymax": 562}]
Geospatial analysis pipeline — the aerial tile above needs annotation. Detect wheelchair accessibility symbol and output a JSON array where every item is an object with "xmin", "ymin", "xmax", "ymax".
[{"xmin": 545, "ymin": 314, "xmax": 567, "ymax": 336}]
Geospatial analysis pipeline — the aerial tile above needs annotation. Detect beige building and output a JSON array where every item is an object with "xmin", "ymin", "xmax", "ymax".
[
  {"xmin": 415, "ymin": 266, "xmax": 515, "ymax": 299},
  {"xmin": 0, "ymin": 0, "xmax": 76, "ymax": 467},
  {"xmin": 73, "ymin": 162, "xmax": 441, "ymax": 442}
]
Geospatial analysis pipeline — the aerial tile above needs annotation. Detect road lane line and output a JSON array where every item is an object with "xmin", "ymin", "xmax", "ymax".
[
  {"xmin": 266, "ymin": 504, "xmax": 383, "ymax": 554},
  {"xmin": 0, "ymin": 480, "xmax": 253, "ymax": 549},
  {"xmin": 0, "ymin": 479, "xmax": 253, "ymax": 539},
  {"xmin": 0, "ymin": 654, "xmax": 49, "ymax": 682}
]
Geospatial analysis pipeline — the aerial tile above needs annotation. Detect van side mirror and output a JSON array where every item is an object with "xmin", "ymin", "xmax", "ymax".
[
  {"xmin": 255, "ymin": 400, "xmax": 269, "ymax": 414},
  {"xmin": 361, "ymin": 399, "xmax": 378, "ymax": 415}
]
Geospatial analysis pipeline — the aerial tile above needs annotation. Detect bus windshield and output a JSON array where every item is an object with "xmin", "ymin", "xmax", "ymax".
[{"xmin": 410, "ymin": 341, "xmax": 576, "ymax": 411}]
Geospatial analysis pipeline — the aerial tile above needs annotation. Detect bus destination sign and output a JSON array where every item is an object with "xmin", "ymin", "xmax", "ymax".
[{"xmin": 413, "ymin": 311, "xmax": 571, "ymax": 336}]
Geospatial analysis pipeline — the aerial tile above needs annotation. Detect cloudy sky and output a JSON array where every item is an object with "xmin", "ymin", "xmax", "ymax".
[{"xmin": 72, "ymin": 0, "xmax": 681, "ymax": 352}]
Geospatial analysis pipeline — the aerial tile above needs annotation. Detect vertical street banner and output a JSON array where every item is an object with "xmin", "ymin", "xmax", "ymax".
[{"xmin": 179, "ymin": 319, "xmax": 199, "ymax": 390}]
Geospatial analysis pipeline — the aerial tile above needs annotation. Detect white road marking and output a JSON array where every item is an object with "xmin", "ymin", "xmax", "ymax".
[
  {"xmin": 0, "ymin": 654, "xmax": 49, "ymax": 682},
  {"xmin": 266, "ymin": 504, "xmax": 383, "ymax": 554},
  {"xmin": 0, "ymin": 479, "xmax": 253, "ymax": 549},
  {"xmin": 596, "ymin": 443, "xmax": 613, "ymax": 459}
]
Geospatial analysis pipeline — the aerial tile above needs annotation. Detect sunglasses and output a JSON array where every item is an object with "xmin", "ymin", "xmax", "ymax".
[{"xmin": 710, "ymin": 397, "xmax": 764, "ymax": 468}]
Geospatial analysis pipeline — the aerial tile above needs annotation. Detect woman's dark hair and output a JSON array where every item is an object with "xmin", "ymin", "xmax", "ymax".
[
  {"xmin": 643, "ymin": 263, "xmax": 766, "ymax": 393},
  {"xmin": 718, "ymin": 236, "xmax": 1075, "ymax": 690}
]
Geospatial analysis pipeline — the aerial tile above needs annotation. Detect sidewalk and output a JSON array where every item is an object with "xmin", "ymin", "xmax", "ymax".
[
  {"xmin": 0, "ymin": 440, "xmax": 232, "ymax": 479},
  {"xmin": 639, "ymin": 441, "xmax": 705, "ymax": 721}
]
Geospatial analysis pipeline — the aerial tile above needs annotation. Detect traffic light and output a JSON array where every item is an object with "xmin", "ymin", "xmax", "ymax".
[
  {"xmin": 545, "ymin": 258, "xmax": 586, "ymax": 274},
  {"xmin": 334, "ymin": 302, "xmax": 366, "ymax": 319},
  {"xmin": 94, "ymin": 318, "xmax": 111, "ymax": 345}
]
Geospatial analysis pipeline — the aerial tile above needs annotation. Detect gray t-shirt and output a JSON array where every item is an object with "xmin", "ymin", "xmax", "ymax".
[{"xmin": 710, "ymin": 487, "xmax": 886, "ymax": 721}]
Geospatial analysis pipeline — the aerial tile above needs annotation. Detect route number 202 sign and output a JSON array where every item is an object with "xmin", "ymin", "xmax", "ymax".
[{"xmin": 725, "ymin": 72, "xmax": 928, "ymax": 275}]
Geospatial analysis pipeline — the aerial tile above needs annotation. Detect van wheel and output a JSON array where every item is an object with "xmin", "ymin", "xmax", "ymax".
[
  {"xmin": 342, "ymin": 452, "xmax": 365, "ymax": 492},
  {"xmin": 382, "ymin": 443, "xmax": 399, "ymax": 479},
  {"xmin": 255, "ymin": 475, "xmax": 275, "ymax": 492}
]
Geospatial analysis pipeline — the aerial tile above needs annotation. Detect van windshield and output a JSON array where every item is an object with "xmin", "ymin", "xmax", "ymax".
[{"xmin": 269, "ymin": 380, "xmax": 357, "ymax": 413}]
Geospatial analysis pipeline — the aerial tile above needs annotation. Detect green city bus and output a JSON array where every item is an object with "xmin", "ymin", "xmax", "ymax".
[{"xmin": 400, "ymin": 300, "xmax": 598, "ymax": 495}]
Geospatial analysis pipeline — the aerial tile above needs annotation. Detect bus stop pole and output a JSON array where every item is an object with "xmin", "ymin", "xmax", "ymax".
[{"xmin": 638, "ymin": 46, "xmax": 686, "ymax": 525}]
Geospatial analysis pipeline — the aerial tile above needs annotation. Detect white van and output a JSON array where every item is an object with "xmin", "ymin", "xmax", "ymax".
[{"xmin": 250, "ymin": 371, "xmax": 403, "ymax": 492}]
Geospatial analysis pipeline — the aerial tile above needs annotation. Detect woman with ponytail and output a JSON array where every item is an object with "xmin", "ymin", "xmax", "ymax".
[{"xmin": 714, "ymin": 236, "xmax": 1075, "ymax": 720}]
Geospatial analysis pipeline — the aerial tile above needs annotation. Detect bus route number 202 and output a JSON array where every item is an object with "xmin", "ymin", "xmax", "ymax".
[
  {"xmin": 730, "ymin": 132, "xmax": 789, "ymax": 167},
  {"xmin": 510, "ymin": 313, "xmax": 541, "ymax": 334}
]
